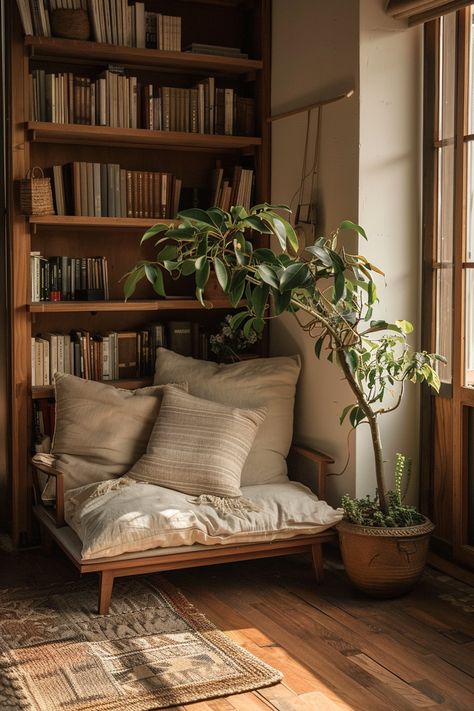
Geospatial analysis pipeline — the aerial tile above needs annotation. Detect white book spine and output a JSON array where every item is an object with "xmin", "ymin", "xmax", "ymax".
[{"xmin": 31, "ymin": 338, "xmax": 36, "ymax": 387}]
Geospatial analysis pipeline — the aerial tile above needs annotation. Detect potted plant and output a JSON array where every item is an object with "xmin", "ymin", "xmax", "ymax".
[{"xmin": 124, "ymin": 204, "xmax": 444, "ymax": 597}]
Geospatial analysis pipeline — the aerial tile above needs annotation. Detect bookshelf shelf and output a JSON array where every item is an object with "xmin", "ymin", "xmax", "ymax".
[
  {"xmin": 26, "ymin": 122, "xmax": 262, "ymax": 152},
  {"xmin": 32, "ymin": 377, "xmax": 154, "ymax": 400},
  {"xmin": 28, "ymin": 299, "xmax": 235, "ymax": 313},
  {"xmin": 25, "ymin": 36, "xmax": 262, "ymax": 76},
  {"xmin": 29, "ymin": 216, "xmax": 177, "ymax": 231}
]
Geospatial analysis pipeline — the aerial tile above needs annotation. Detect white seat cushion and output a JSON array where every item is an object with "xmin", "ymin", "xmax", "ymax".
[{"xmin": 64, "ymin": 478, "xmax": 343, "ymax": 560}]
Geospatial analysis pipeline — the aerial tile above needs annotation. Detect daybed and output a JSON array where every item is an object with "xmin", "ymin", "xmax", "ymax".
[{"xmin": 31, "ymin": 349, "xmax": 343, "ymax": 614}]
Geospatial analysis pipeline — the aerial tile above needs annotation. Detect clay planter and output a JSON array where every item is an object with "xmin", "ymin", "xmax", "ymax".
[{"xmin": 337, "ymin": 517, "xmax": 434, "ymax": 598}]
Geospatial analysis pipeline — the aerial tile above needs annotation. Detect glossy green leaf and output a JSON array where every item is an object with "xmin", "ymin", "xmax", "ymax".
[
  {"xmin": 258, "ymin": 264, "xmax": 280, "ymax": 290},
  {"xmin": 279, "ymin": 263, "xmax": 310, "ymax": 292},
  {"xmin": 334, "ymin": 271, "xmax": 345, "ymax": 302},
  {"xmin": 230, "ymin": 311, "xmax": 249, "ymax": 330},
  {"xmin": 305, "ymin": 244, "xmax": 332, "ymax": 267},
  {"xmin": 181, "ymin": 260, "xmax": 196, "ymax": 276},
  {"xmin": 140, "ymin": 223, "xmax": 170, "ymax": 244},
  {"xmin": 271, "ymin": 289, "xmax": 292, "ymax": 315},
  {"xmin": 152, "ymin": 267, "xmax": 166, "ymax": 297},
  {"xmin": 177, "ymin": 208, "xmax": 216, "ymax": 225},
  {"xmin": 242, "ymin": 216, "xmax": 273, "ymax": 233},
  {"xmin": 339, "ymin": 219, "xmax": 367, "ymax": 240},
  {"xmin": 213, "ymin": 257, "xmax": 229, "ymax": 292},
  {"xmin": 251, "ymin": 284, "xmax": 269, "ymax": 319},
  {"xmin": 123, "ymin": 266, "xmax": 145, "ymax": 300},
  {"xmin": 195, "ymin": 260, "xmax": 210, "ymax": 289},
  {"xmin": 144, "ymin": 264, "xmax": 156, "ymax": 284},
  {"xmin": 157, "ymin": 243, "xmax": 178, "ymax": 261}
]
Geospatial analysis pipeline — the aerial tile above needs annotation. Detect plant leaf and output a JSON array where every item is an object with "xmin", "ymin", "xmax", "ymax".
[
  {"xmin": 177, "ymin": 208, "xmax": 216, "ymax": 225},
  {"xmin": 157, "ymin": 243, "xmax": 178, "ymax": 261},
  {"xmin": 123, "ymin": 266, "xmax": 145, "ymax": 300},
  {"xmin": 279, "ymin": 263, "xmax": 310, "ymax": 292},
  {"xmin": 152, "ymin": 267, "xmax": 166, "ymax": 297},
  {"xmin": 195, "ymin": 260, "xmax": 210, "ymax": 289},
  {"xmin": 140, "ymin": 223, "xmax": 170, "ymax": 244},
  {"xmin": 251, "ymin": 284, "xmax": 269, "ymax": 318},
  {"xmin": 258, "ymin": 264, "xmax": 280, "ymax": 290},
  {"xmin": 339, "ymin": 219, "xmax": 367, "ymax": 240},
  {"xmin": 213, "ymin": 256, "xmax": 228, "ymax": 292}
]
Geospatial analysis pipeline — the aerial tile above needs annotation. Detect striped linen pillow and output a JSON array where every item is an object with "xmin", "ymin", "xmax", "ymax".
[{"xmin": 127, "ymin": 385, "xmax": 267, "ymax": 498}]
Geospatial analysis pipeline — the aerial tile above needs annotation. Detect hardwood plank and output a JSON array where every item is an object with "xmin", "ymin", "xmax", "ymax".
[
  {"xmin": 349, "ymin": 653, "xmax": 435, "ymax": 708},
  {"xmin": 268, "ymin": 691, "xmax": 352, "ymax": 711},
  {"xmin": 226, "ymin": 692, "xmax": 272, "ymax": 710}
]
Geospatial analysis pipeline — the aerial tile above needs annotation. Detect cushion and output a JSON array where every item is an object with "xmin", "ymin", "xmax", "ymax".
[
  {"xmin": 64, "ymin": 478, "xmax": 343, "ymax": 560},
  {"xmin": 43, "ymin": 374, "xmax": 187, "ymax": 499},
  {"xmin": 127, "ymin": 385, "xmax": 267, "ymax": 497},
  {"xmin": 153, "ymin": 349, "xmax": 301, "ymax": 486}
]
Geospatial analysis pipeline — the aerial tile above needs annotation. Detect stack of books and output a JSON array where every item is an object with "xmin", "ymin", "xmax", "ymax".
[
  {"xmin": 16, "ymin": 1, "xmax": 181, "ymax": 50},
  {"xmin": 30, "ymin": 68, "xmax": 255, "ymax": 136},
  {"xmin": 185, "ymin": 43, "xmax": 248, "ymax": 58},
  {"xmin": 30, "ymin": 253, "xmax": 109, "ymax": 302},
  {"xmin": 50, "ymin": 162, "xmax": 182, "ymax": 219},
  {"xmin": 30, "ymin": 321, "xmax": 208, "ymax": 386}
]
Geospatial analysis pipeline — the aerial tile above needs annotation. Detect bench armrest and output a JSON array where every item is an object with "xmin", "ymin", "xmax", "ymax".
[
  {"xmin": 31, "ymin": 460, "xmax": 65, "ymax": 527},
  {"xmin": 289, "ymin": 444, "xmax": 334, "ymax": 500}
]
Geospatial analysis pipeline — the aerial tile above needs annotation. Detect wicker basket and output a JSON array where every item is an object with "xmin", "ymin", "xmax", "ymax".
[
  {"xmin": 51, "ymin": 9, "xmax": 91, "ymax": 41},
  {"xmin": 20, "ymin": 167, "xmax": 55, "ymax": 216}
]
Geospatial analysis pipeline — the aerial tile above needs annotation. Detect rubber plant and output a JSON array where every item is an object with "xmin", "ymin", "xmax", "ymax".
[{"xmin": 124, "ymin": 204, "xmax": 445, "ymax": 525}]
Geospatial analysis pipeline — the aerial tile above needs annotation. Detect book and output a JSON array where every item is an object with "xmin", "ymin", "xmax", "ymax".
[{"xmin": 167, "ymin": 321, "xmax": 193, "ymax": 357}]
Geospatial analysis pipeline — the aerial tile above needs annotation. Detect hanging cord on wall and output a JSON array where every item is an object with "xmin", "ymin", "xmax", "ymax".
[{"xmin": 269, "ymin": 89, "xmax": 354, "ymax": 232}]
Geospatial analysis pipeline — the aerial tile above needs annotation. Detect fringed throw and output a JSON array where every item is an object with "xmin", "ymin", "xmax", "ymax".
[
  {"xmin": 89, "ymin": 476, "xmax": 138, "ymax": 500},
  {"xmin": 190, "ymin": 494, "xmax": 263, "ymax": 517}
]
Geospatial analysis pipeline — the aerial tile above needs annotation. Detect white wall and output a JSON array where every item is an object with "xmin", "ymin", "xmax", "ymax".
[
  {"xmin": 357, "ymin": 2, "xmax": 423, "ymax": 501},
  {"xmin": 271, "ymin": 0, "xmax": 423, "ymax": 506},
  {"xmin": 271, "ymin": 0, "xmax": 360, "ymax": 504}
]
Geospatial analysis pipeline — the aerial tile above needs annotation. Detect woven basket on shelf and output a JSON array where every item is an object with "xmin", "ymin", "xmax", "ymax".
[
  {"xmin": 20, "ymin": 167, "xmax": 55, "ymax": 216},
  {"xmin": 51, "ymin": 9, "xmax": 91, "ymax": 41}
]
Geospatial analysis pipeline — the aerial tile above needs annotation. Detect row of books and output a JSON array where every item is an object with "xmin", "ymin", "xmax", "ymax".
[
  {"xmin": 30, "ymin": 253, "xmax": 109, "ymax": 302},
  {"xmin": 16, "ymin": 1, "xmax": 87, "ymax": 37},
  {"xmin": 33, "ymin": 398, "xmax": 56, "ymax": 444},
  {"xmin": 31, "ymin": 321, "xmax": 208, "ymax": 386},
  {"xmin": 30, "ymin": 68, "xmax": 256, "ymax": 136},
  {"xmin": 211, "ymin": 166, "xmax": 254, "ymax": 212},
  {"xmin": 50, "ymin": 162, "xmax": 181, "ymax": 219},
  {"xmin": 89, "ymin": 4, "xmax": 181, "ymax": 50},
  {"xmin": 16, "ymin": 1, "xmax": 181, "ymax": 50}
]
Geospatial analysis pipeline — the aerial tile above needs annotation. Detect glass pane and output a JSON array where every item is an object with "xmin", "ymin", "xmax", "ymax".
[
  {"xmin": 465, "ymin": 269, "xmax": 474, "ymax": 386},
  {"xmin": 436, "ymin": 266, "xmax": 453, "ymax": 383},
  {"xmin": 440, "ymin": 12, "xmax": 456, "ymax": 140},
  {"xmin": 437, "ymin": 145, "xmax": 455, "ymax": 263}
]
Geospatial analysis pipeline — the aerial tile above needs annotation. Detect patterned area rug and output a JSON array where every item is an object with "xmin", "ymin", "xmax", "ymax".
[{"xmin": 0, "ymin": 576, "xmax": 282, "ymax": 710}]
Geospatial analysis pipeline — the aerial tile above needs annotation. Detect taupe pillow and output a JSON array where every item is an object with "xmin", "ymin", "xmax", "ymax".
[
  {"xmin": 127, "ymin": 385, "xmax": 267, "ymax": 498},
  {"xmin": 153, "ymin": 348, "xmax": 301, "ymax": 486},
  {"xmin": 44, "ymin": 374, "xmax": 187, "ymax": 499}
]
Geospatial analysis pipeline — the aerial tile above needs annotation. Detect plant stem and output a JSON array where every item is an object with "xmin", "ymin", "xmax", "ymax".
[{"xmin": 290, "ymin": 295, "xmax": 389, "ymax": 514}]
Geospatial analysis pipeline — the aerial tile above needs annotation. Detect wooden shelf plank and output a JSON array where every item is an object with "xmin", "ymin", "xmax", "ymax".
[
  {"xmin": 26, "ymin": 122, "xmax": 261, "ymax": 151},
  {"xmin": 28, "ymin": 299, "xmax": 235, "ymax": 313},
  {"xmin": 25, "ymin": 36, "xmax": 262, "ymax": 75},
  {"xmin": 29, "ymin": 215, "xmax": 177, "ymax": 230},
  {"xmin": 32, "ymin": 377, "xmax": 154, "ymax": 399}
]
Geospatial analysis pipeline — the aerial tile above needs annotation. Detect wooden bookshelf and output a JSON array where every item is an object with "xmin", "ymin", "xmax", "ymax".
[
  {"xmin": 27, "ymin": 122, "xmax": 262, "ymax": 151},
  {"xmin": 7, "ymin": 0, "xmax": 271, "ymax": 544},
  {"xmin": 28, "ymin": 299, "xmax": 235, "ymax": 313},
  {"xmin": 25, "ymin": 36, "xmax": 263, "ymax": 75}
]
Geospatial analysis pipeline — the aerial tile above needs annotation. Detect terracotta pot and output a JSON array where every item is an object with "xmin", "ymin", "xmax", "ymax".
[{"xmin": 337, "ymin": 517, "xmax": 434, "ymax": 598}]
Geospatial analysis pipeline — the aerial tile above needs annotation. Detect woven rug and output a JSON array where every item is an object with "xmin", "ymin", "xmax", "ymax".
[{"xmin": 0, "ymin": 576, "xmax": 282, "ymax": 710}]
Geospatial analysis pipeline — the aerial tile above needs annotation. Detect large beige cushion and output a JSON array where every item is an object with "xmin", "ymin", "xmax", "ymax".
[
  {"xmin": 153, "ymin": 349, "xmax": 301, "ymax": 486},
  {"xmin": 128, "ymin": 386, "xmax": 267, "ymax": 497},
  {"xmin": 44, "ymin": 374, "xmax": 187, "ymax": 498},
  {"xmin": 64, "ymin": 478, "xmax": 343, "ymax": 560}
]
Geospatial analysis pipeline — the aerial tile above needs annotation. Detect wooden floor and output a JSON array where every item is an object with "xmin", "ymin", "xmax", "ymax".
[{"xmin": 1, "ymin": 542, "xmax": 473, "ymax": 711}]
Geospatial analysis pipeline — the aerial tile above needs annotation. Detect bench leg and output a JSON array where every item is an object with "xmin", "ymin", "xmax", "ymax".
[
  {"xmin": 40, "ymin": 524, "xmax": 54, "ymax": 554},
  {"xmin": 98, "ymin": 571, "xmax": 115, "ymax": 615},
  {"xmin": 311, "ymin": 544, "xmax": 324, "ymax": 583}
]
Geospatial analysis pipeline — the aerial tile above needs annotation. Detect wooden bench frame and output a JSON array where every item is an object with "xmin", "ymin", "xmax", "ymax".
[{"xmin": 32, "ymin": 444, "xmax": 336, "ymax": 614}]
